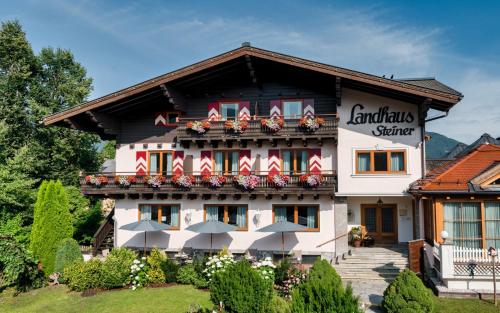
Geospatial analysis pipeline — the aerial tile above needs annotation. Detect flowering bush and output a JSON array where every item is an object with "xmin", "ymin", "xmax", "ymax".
[
  {"xmin": 233, "ymin": 174, "xmax": 260, "ymax": 191},
  {"xmin": 129, "ymin": 257, "xmax": 148, "ymax": 290},
  {"xmin": 114, "ymin": 175, "xmax": 136, "ymax": 187},
  {"xmin": 299, "ymin": 174, "xmax": 323, "ymax": 188},
  {"xmin": 172, "ymin": 175, "xmax": 196, "ymax": 189},
  {"xmin": 275, "ymin": 266, "xmax": 307, "ymax": 299},
  {"xmin": 186, "ymin": 120, "xmax": 211, "ymax": 134},
  {"xmin": 203, "ymin": 254, "xmax": 236, "ymax": 281},
  {"xmin": 261, "ymin": 117, "xmax": 284, "ymax": 132},
  {"xmin": 298, "ymin": 116, "xmax": 325, "ymax": 132},
  {"xmin": 252, "ymin": 257, "xmax": 276, "ymax": 282},
  {"xmin": 84, "ymin": 175, "xmax": 108, "ymax": 186},
  {"xmin": 267, "ymin": 174, "xmax": 289, "ymax": 189},
  {"xmin": 202, "ymin": 175, "xmax": 226, "ymax": 188},
  {"xmin": 145, "ymin": 175, "xmax": 166, "ymax": 188},
  {"xmin": 224, "ymin": 119, "xmax": 248, "ymax": 133}
]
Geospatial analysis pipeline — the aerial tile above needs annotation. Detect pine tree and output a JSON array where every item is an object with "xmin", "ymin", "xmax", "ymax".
[{"xmin": 30, "ymin": 180, "xmax": 73, "ymax": 274}]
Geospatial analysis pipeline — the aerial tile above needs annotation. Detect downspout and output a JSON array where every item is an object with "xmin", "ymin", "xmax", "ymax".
[{"xmin": 422, "ymin": 110, "xmax": 449, "ymax": 177}]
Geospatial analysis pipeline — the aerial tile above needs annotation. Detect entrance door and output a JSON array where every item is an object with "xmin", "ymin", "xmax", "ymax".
[{"xmin": 361, "ymin": 204, "xmax": 398, "ymax": 243}]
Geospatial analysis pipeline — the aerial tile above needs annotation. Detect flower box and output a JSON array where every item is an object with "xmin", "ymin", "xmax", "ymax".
[
  {"xmin": 267, "ymin": 174, "xmax": 289, "ymax": 189},
  {"xmin": 233, "ymin": 174, "xmax": 260, "ymax": 191},
  {"xmin": 202, "ymin": 175, "xmax": 226, "ymax": 188},
  {"xmin": 299, "ymin": 174, "xmax": 323, "ymax": 188},
  {"xmin": 172, "ymin": 174, "xmax": 196, "ymax": 189},
  {"xmin": 298, "ymin": 117, "xmax": 325, "ymax": 132},
  {"xmin": 186, "ymin": 120, "xmax": 211, "ymax": 135},
  {"xmin": 145, "ymin": 175, "xmax": 166, "ymax": 188},
  {"xmin": 84, "ymin": 175, "xmax": 108, "ymax": 187},
  {"xmin": 114, "ymin": 175, "xmax": 136, "ymax": 187},
  {"xmin": 261, "ymin": 117, "xmax": 284, "ymax": 132},
  {"xmin": 224, "ymin": 120, "xmax": 248, "ymax": 133}
]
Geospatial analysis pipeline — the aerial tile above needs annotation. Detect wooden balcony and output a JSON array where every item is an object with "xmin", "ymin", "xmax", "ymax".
[
  {"xmin": 176, "ymin": 114, "xmax": 338, "ymax": 148},
  {"xmin": 80, "ymin": 171, "xmax": 337, "ymax": 200}
]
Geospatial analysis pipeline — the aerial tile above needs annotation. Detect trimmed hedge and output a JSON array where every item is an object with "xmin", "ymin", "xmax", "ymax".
[
  {"xmin": 210, "ymin": 260, "xmax": 273, "ymax": 313},
  {"xmin": 381, "ymin": 269, "xmax": 434, "ymax": 313},
  {"xmin": 64, "ymin": 258, "xmax": 103, "ymax": 292}
]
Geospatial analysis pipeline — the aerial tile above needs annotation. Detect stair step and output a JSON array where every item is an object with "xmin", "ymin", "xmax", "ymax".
[{"xmin": 335, "ymin": 264, "xmax": 407, "ymax": 270}]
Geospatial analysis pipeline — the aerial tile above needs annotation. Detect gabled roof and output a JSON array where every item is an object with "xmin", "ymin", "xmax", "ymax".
[
  {"xmin": 411, "ymin": 144, "xmax": 500, "ymax": 193},
  {"xmin": 454, "ymin": 133, "xmax": 500, "ymax": 158},
  {"xmin": 44, "ymin": 44, "xmax": 463, "ymax": 126},
  {"xmin": 396, "ymin": 77, "xmax": 463, "ymax": 97}
]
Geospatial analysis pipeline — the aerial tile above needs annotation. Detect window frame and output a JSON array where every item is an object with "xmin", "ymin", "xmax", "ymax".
[
  {"xmin": 148, "ymin": 150, "xmax": 174, "ymax": 175},
  {"xmin": 280, "ymin": 149, "xmax": 310, "ymax": 175},
  {"xmin": 272, "ymin": 204, "xmax": 320, "ymax": 232},
  {"xmin": 484, "ymin": 201, "xmax": 500, "ymax": 248},
  {"xmin": 219, "ymin": 101, "xmax": 240, "ymax": 121},
  {"xmin": 138, "ymin": 204, "xmax": 181, "ymax": 230},
  {"xmin": 355, "ymin": 149, "xmax": 407, "ymax": 174},
  {"xmin": 280, "ymin": 99, "xmax": 304, "ymax": 119},
  {"xmin": 203, "ymin": 204, "xmax": 248, "ymax": 231},
  {"xmin": 164, "ymin": 111, "xmax": 181, "ymax": 127},
  {"xmin": 212, "ymin": 150, "xmax": 240, "ymax": 175}
]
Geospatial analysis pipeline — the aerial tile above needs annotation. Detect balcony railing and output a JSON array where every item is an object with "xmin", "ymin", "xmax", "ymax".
[
  {"xmin": 176, "ymin": 114, "xmax": 338, "ymax": 143},
  {"xmin": 80, "ymin": 171, "xmax": 337, "ymax": 197}
]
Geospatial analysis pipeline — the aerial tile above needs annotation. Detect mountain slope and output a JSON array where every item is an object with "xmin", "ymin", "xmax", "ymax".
[{"xmin": 425, "ymin": 132, "xmax": 464, "ymax": 159}]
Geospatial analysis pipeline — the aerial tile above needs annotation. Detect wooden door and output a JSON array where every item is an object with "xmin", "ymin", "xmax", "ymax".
[{"xmin": 361, "ymin": 204, "xmax": 398, "ymax": 243}]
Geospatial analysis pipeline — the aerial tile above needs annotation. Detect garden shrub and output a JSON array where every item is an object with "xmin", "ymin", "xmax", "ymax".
[
  {"xmin": 275, "ymin": 258, "xmax": 292, "ymax": 285},
  {"xmin": 290, "ymin": 259, "xmax": 362, "ymax": 313},
  {"xmin": 270, "ymin": 294, "xmax": 291, "ymax": 313},
  {"xmin": 54, "ymin": 238, "xmax": 83, "ymax": 281},
  {"xmin": 64, "ymin": 258, "xmax": 103, "ymax": 292},
  {"xmin": 30, "ymin": 180, "xmax": 73, "ymax": 274},
  {"xmin": 161, "ymin": 258, "xmax": 180, "ymax": 283},
  {"xmin": 381, "ymin": 269, "xmax": 434, "ymax": 313},
  {"xmin": 0, "ymin": 236, "xmax": 45, "ymax": 292},
  {"xmin": 210, "ymin": 260, "xmax": 273, "ymax": 313},
  {"xmin": 147, "ymin": 248, "xmax": 166, "ymax": 284},
  {"xmin": 177, "ymin": 264, "xmax": 207, "ymax": 288},
  {"xmin": 130, "ymin": 257, "xmax": 148, "ymax": 290},
  {"xmin": 101, "ymin": 247, "xmax": 136, "ymax": 289}
]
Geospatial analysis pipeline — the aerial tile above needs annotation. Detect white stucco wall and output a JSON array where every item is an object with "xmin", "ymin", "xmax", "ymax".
[
  {"xmin": 336, "ymin": 88, "xmax": 423, "ymax": 196},
  {"xmin": 114, "ymin": 196, "xmax": 337, "ymax": 256},
  {"xmin": 346, "ymin": 196, "xmax": 414, "ymax": 243}
]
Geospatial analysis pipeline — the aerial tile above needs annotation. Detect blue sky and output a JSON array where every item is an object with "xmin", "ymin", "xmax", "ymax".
[{"xmin": 2, "ymin": 0, "xmax": 500, "ymax": 143}]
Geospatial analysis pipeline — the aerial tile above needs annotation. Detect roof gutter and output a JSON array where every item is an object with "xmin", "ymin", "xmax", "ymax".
[{"xmin": 425, "ymin": 110, "xmax": 449, "ymax": 123}]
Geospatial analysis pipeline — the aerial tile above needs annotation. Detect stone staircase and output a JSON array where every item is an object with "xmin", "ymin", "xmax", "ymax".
[{"xmin": 334, "ymin": 245, "xmax": 409, "ymax": 281}]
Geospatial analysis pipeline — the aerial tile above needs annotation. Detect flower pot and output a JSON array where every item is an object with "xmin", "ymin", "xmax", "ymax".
[{"xmin": 353, "ymin": 240, "xmax": 362, "ymax": 248}]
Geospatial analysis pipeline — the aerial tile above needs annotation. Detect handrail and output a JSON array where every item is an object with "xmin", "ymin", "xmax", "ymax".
[
  {"xmin": 92, "ymin": 208, "xmax": 115, "ymax": 256},
  {"xmin": 81, "ymin": 170, "xmax": 337, "ymax": 176},
  {"xmin": 316, "ymin": 232, "xmax": 348, "ymax": 248}
]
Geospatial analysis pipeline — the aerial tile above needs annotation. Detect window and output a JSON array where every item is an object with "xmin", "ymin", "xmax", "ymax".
[
  {"xmin": 282, "ymin": 150, "xmax": 308, "ymax": 175},
  {"xmin": 139, "ymin": 204, "xmax": 180, "ymax": 229},
  {"xmin": 443, "ymin": 202, "xmax": 482, "ymax": 248},
  {"xmin": 204, "ymin": 205, "xmax": 247, "ymax": 230},
  {"xmin": 485, "ymin": 202, "xmax": 500, "ymax": 248},
  {"xmin": 355, "ymin": 150, "xmax": 406, "ymax": 174},
  {"xmin": 273, "ymin": 205, "xmax": 319, "ymax": 231},
  {"xmin": 149, "ymin": 151, "xmax": 173, "ymax": 175},
  {"xmin": 167, "ymin": 112, "xmax": 180, "ymax": 125},
  {"xmin": 282, "ymin": 100, "xmax": 303, "ymax": 119},
  {"xmin": 220, "ymin": 103, "xmax": 239, "ymax": 120},
  {"xmin": 214, "ymin": 150, "xmax": 239, "ymax": 175}
]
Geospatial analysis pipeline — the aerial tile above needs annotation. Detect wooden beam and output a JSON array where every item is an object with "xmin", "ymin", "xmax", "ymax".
[
  {"xmin": 233, "ymin": 194, "xmax": 241, "ymax": 200},
  {"xmin": 85, "ymin": 111, "xmax": 119, "ymax": 135},
  {"xmin": 335, "ymin": 77, "xmax": 342, "ymax": 106},
  {"xmin": 245, "ymin": 55, "xmax": 261, "ymax": 88},
  {"xmin": 160, "ymin": 84, "xmax": 185, "ymax": 111}
]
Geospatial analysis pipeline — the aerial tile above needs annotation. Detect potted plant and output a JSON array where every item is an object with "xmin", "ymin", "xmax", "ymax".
[
  {"xmin": 233, "ymin": 174, "xmax": 260, "ymax": 191},
  {"xmin": 114, "ymin": 175, "xmax": 136, "ymax": 187},
  {"xmin": 298, "ymin": 116, "xmax": 325, "ymax": 132},
  {"xmin": 224, "ymin": 120, "xmax": 248, "ymax": 133},
  {"xmin": 186, "ymin": 120, "xmax": 211, "ymax": 135},
  {"xmin": 172, "ymin": 174, "xmax": 196, "ymax": 189},
  {"xmin": 261, "ymin": 117, "xmax": 284, "ymax": 132},
  {"xmin": 299, "ymin": 174, "xmax": 323, "ymax": 188},
  {"xmin": 267, "ymin": 174, "xmax": 289, "ymax": 189},
  {"xmin": 202, "ymin": 174, "xmax": 226, "ymax": 188},
  {"xmin": 350, "ymin": 226, "xmax": 362, "ymax": 247}
]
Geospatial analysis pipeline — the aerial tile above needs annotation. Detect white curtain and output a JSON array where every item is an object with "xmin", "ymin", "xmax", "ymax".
[
  {"xmin": 307, "ymin": 207, "xmax": 316, "ymax": 228},
  {"xmin": 150, "ymin": 153, "xmax": 159, "ymax": 174},
  {"xmin": 170, "ymin": 206, "xmax": 179, "ymax": 227},
  {"xmin": 214, "ymin": 152, "xmax": 223, "ymax": 173},
  {"xmin": 357, "ymin": 153, "xmax": 370, "ymax": 172},
  {"xmin": 282, "ymin": 151, "xmax": 291, "ymax": 175},
  {"xmin": 444, "ymin": 202, "xmax": 481, "ymax": 248},
  {"xmin": 275, "ymin": 207, "xmax": 287, "ymax": 222},
  {"xmin": 164, "ymin": 153, "xmax": 173, "ymax": 175},
  {"xmin": 486, "ymin": 202, "xmax": 500, "ymax": 248},
  {"xmin": 206, "ymin": 206, "xmax": 219, "ymax": 222},
  {"xmin": 283, "ymin": 101, "xmax": 302, "ymax": 119},
  {"xmin": 140, "ymin": 205, "xmax": 152, "ymax": 221},
  {"xmin": 231, "ymin": 151, "xmax": 239, "ymax": 175},
  {"xmin": 236, "ymin": 206, "xmax": 246, "ymax": 228},
  {"xmin": 299, "ymin": 150, "xmax": 308, "ymax": 173},
  {"xmin": 390, "ymin": 152, "xmax": 404, "ymax": 172}
]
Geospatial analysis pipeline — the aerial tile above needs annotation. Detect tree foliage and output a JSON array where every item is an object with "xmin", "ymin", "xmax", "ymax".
[
  {"xmin": 30, "ymin": 180, "xmax": 73, "ymax": 274},
  {"xmin": 54, "ymin": 238, "xmax": 83, "ymax": 276},
  {"xmin": 382, "ymin": 269, "xmax": 434, "ymax": 313}
]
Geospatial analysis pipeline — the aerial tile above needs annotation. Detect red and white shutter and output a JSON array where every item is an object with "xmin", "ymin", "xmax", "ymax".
[
  {"xmin": 239, "ymin": 101, "xmax": 251, "ymax": 121},
  {"xmin": 208, "ymin": 102, "xmax": 219, "ymax": 121},
  {"xmin": 136, "ymin": 151, "xmax": 147, "ymax": 175},
  {"xmin": 270, "ymin": 100, "xmax": 281, "ymax": 118},
  {"xmin": 268, "ymin": 149, "xmax": 280, "ymax": 175},
  {"xmin": 239, "ymin": 150, "xmax": 251, "ymax": 175},
  {"xmin": 200, "ymin": 151, "xmax": 212, "ymax": 176},
  {"xmin": 173, "ymin": 151, "xmax": 184, "ymax": 175},
  {"xmin": 303, "ymin": 99, "xmax": 315, "ymax": 117},
  {"xmin": 155, "ymin": 112, "xmax": 167, "ymax": 126},
  {"xmin": 309, "ymin": 149, "xmax": 321, "ymax": 174}
]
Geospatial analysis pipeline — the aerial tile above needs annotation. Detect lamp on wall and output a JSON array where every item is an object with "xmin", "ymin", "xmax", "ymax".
[
  {"xmin": 440, "ymin": 230, "xmax": 449, "ymax": 243},
  {"xmin": 377, "ymin": 198, "xmax": 384, "ymax": 207},
  {"xmin": 185, "ymin": 209, "xmax": 192, "ymax": 225},
  {"xmin": 253, "ymin": 209, "xmax": 261, "ymax": 226}
]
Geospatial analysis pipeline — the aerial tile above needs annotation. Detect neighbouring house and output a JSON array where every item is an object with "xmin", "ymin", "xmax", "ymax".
[
  {"xmin": 43, "ymin": 43, "xmax": 463, "ymax": 263},
  {"xmin": 410, "ymin": 142, "xmax": 500, "ymax": 292}
]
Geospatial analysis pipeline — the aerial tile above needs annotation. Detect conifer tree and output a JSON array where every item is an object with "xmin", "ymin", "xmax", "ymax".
[{"xmin": 30, "ymin": 180, "xmax": 73, "ymax": 274}]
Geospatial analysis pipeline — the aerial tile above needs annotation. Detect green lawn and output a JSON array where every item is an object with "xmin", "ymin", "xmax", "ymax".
[
  {"xmin": 0, "ymin": 285, "xmax": 211, "ymax": 313},
  {"xmin": 434, "ymin": 296, "xmax": 500, "ymax": 313}
]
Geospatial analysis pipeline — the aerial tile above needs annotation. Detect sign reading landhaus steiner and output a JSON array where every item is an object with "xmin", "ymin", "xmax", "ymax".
[{"xmin": 347, "ymin": 104, "xmax": 415, "ymax": 136}]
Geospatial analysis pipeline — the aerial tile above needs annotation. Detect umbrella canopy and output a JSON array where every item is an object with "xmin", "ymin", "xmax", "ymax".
[
  {"xmin": 257, "ymin": 221, "xmax": 307, "ymax": 233},
  {"xmin": 186, "ymin": 221, "xmax": 237, "ymax": 234},
  {"xmin": 120, "ymin": 220, "xmax": 172, "ymax": 232}
]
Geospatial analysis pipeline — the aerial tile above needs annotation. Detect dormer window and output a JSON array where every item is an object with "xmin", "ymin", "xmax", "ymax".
[
  {"xmin": 220, "ymin": 102, "xmax": 239, "ymax": 120},
  {"xmin": 282, "ymin": 100, "xmax": 303, "ymax": 119}
]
